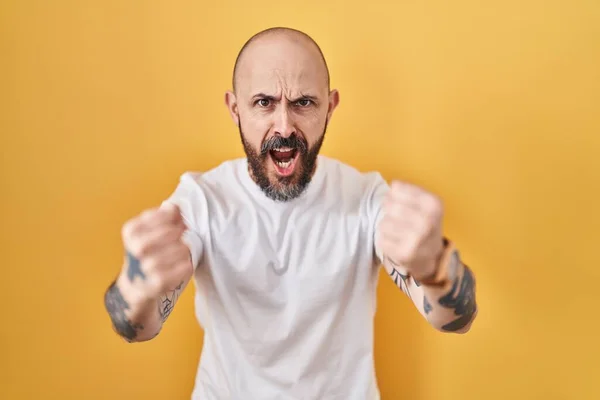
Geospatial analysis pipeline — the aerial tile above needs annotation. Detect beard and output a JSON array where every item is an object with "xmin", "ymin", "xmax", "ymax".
[{"xmin": 238, "ymin": 120, "xmax": 327, "ymax": 202}]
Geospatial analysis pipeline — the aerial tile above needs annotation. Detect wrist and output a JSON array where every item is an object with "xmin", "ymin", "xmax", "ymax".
[
  {"xmin": 418, "ymin": 238, "xmax": 460, "ymax": 287},
  {"xmin": 115, "ymin": 270, "xmax": 157, "ymax": 308}
]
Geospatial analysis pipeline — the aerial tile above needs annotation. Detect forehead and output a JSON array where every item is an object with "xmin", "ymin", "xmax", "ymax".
[{"xmin": 235, "ymin": 37, "xmax": 328, "ymax": 96}]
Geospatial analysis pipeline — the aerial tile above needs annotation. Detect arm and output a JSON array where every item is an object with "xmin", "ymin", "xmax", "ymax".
[
  {"xmin": 376, "ymin": 180, "xmax": 478, "ymax": 333},
  {"xmin": 104, "ymin": 262, "xmax": 192, "ymax": 343},
  {"xmin": 103, "ymin": 203, "xmax": 197, "ymax": 343},
  {"xmin": 382, "ymin": 239, "xmax": 477, "ymax": 333}
]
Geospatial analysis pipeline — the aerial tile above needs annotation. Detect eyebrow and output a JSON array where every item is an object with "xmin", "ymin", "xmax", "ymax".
[
  {"xmin": 251, "ymin": 93, "xmax": 320, "ymax": 103},
  {"xmin": 251, "ymin": 93, "xmax": 277, "ymax": 101}
]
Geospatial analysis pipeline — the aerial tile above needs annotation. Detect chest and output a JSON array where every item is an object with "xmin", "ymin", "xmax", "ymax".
[{"xmin": 203, "ymin": 205, "xmax": 376, "ymax": 303}]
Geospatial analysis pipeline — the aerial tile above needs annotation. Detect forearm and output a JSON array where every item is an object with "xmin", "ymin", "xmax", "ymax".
[
  {"xmin": 105, "ymin": 202, "xmax": 196, "ymax": 342},
  {"xmin": 375, "ymin": 178, "xmax": 478, "ymax": 332},
  {"xmin": 416, "ymin": 262, "xmax": 477, "ymax": 333},
  {"xmin": 103, "ymin": 271, "xmax": 163, "ymax": 342},
  {"xmin": 387, "ymin": 257, "xmax": 477, "ymax": 333}
]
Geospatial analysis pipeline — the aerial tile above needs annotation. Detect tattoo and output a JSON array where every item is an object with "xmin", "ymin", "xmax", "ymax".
[
  {"xmin": 423, "ymin": 295, "xmax": 432, "ymax": 314},
  {"xmin": 389, "ymin": 267, "xmax": 412, "ymax": 300},
  {"xmin": 126, "ymin": 251, "xmax": 145, "ymax": 282},
  {"xmin": 438, "ymin": 265, "xmax": 477, "ymax": 332},
  {"xmin": 158, "ymin": 281, "xmax": 185, "ymax": 322},
  {"xmin": 104, "ymin": 281, "xmax": 143, "ymax": 341}
]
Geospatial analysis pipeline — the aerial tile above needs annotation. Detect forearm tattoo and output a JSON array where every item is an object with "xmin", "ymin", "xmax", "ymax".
[
  {"xmin": 438, "ymin": 265, "xmax": 477, "ymax": 332},
  {"xmin": 158, "ymin": 281, "xmax": 185, "ymax": 322},
  {"xmin": 390, "ymin": 267, "xmax": 433, "ymax": 316},
  {"xmin": 389, "ymin": 267, "xmax": 412, "ymax": 301},
  {"xmin": 388, "ymin": 258, "xmax": 476, "ymax": 328},
  {"xmin": 423, "ymin": 295, "xmax": 433, "ymax": 314},
  {"xmin": 104, "ymin": 281, "xmax": 143, "ymax": 342}
]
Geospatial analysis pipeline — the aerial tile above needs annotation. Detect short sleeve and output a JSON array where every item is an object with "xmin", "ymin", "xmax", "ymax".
[
  {"xmin": 160, "ymin": 173, "xmax": 208, "ymax": 270},
  {"xmin": 365, "ymin": 172, "xmax": 390, "ymax": 265}
]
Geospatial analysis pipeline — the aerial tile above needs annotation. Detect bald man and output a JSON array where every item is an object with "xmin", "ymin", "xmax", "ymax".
[{"xmin": 104, "ymin": 27, "xmax": 478, "ymax": 399}]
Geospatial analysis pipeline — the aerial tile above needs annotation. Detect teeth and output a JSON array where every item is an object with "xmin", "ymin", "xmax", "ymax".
[
  {"xmin": 274, "ymin": 147, "xmax": 292, "ymax": 152},
  {"xmin": 276, "ymin": 160, "xmax": 292, "ymax": 168}
]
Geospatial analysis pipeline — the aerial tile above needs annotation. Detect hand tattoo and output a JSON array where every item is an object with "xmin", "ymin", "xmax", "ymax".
[
  {"xmin": 126, "ymin": 251, "xmax": 145, "ymax": 282},
  {"xmin": 438, "ymin": 265, "xmax": 477, "ymax": 332},
  {"xmin": 104, "ymin": 281, "xmax": 143, "ymax": 341}
]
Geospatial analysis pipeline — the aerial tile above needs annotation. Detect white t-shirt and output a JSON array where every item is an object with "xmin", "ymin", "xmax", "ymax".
[{"xmin": 164, "ymin": 155, "xmax": 389, "ymax": 400}]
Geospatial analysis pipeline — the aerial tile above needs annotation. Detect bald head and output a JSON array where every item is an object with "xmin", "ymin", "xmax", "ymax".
[
  {"xmin": 232, "ymin": 27, "xmax": 330, "ymax": 93},
  {"xmin": 224, "ymin": 27, "xmax": 340, "ymax": 202}
]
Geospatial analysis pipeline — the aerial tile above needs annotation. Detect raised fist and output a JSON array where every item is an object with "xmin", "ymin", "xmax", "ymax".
[
  {"xmin": 378, "ymin": 181, "xmax": 445, "ymax": 280},
  {"xmin": 118, "ymin": 203, "xmax": 193, "ymax": 301}
]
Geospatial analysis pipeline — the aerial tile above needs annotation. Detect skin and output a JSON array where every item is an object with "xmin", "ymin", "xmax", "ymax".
[
  {"xmin": 104, "ymin": 204, "xmax": 194, "ymax": 342},
  {"xmin": 103, "ymin": 28, "xmax": 477, "ymax": 344},
  {"xmin": 378, "ymin": 181, "xmax": 478, "ymax": 333},
  {"xmin": 223, "ymin": 30, "xmax": 476, "ymax": 333},
  {"xmin": 225, "ymin": 30, "xmax": 340, "ymax": 201},
  {"xmin": 103, "ymin": 30, "xmax": 341, "ymax": 343}
]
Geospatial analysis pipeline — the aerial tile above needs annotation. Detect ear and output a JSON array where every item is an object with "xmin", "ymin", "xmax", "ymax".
[
  {"xmin": 326, "ymin": 89, "xmax": 340, "ymax": 122},
  {"xmin": 224, "ymin": 91, "xmax": 239, "ymax": 126}
]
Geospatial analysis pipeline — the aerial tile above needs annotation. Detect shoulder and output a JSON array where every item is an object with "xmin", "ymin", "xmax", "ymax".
[
  {"xmin": 312, "ymin": 156, "xmax": 389, "ymax": 223},
  {"xmin": 319, "ymin": 155, "xmax": 384, "ymax": 180},
  {"xmin": 318, "ymin": 155, "xmax": 389, "ymax": 198},
  {"xmin": 164, "ymin": 158, "xmax": 246, "ymax": 223},
  {"xmin": 171, "ymin": 157, "xmax": 246, "ymax": 194}
]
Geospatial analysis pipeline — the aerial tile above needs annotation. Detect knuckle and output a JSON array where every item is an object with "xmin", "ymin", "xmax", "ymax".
[
  {"xmin": 143, "ymin": 255, "xmax": 161, "ymax": 272},
  {"xmin": 393, "ymin": 248, "xmax": 405, "ymax": 263},
  {"xmin": 155, "ymin": 208, "xmax": 172, "ymax": 221},
  {"xmin": 385, "ymin": 204, "xmax": 401, "ymax": 219},
  {"xmin": 140, "ymin": 207, "xmax": 158, "ymax": 219},
  {"xmin": 379, "ymin": 218, "xmax": 391, "ymax": 231},
  {"xmin": 157, "ymin": 275, "xmax": 172, "ymax": 291},
  {"xmin": 137, "ymin": 240, "xmax": 153, "ymax": 257},
  {"xmin": 403, "ymin": 237, "xmax": 419, "ymax": 257},
  {"xmin": 161, "ymin": 205, "xmax": 182, "ymax": 221},
  {"xmin": 146, "ymin": 275, "xmax": 166, "ymax": 295},
  {"xmin": 427, "ymin": 195, "xmax": 443, "ymax": 214},
  {"xmin": 380, "ymin": 224, "xmax": 396, "ymax": 242},
  {"xmin": 415, "ymin": 220, "xmax": 430, "ymax": 238},
  {"xmin": 138, "ymin": 208, "xmax": 160, "ymax": 224},
  {"xmin": 125, "ymin": 235, "xmax": 144, "ymax": 255},
  {"xmin": 429, "ymin": 209, "xmax": 443, "ymax": 227},
  {"xmin": 160, "ymin": 231, "xmax": 179, "ymax": 247},
  {"xmin": 390, "ymin": 180, "xmax": 404, "ymax": 191},
  {"xmin": 423, "ymin": 223, "xmax": 435, "ymax": 238},
  {"xmin": 121, "ymin": 219, "xmax": 136, "ymax": 240}
]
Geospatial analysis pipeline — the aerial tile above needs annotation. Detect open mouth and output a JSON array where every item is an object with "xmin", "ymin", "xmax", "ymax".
[{"xmin": 269, "ymin": 147, "xmax": 300, "ymax": 177}]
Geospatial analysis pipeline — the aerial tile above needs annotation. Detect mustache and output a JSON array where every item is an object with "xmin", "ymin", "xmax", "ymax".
[{"xmin": 260, "ymin": 134, "xmax": 308, "ymax": 156}]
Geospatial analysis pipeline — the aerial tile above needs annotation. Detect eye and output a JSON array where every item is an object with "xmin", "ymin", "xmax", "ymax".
[
  {"xmin": 295, "ymin": 99, "xmax": 312, "ymax": 107},
  {"xmin": 256, "ymin": 98, "xmax": 271, "ymax": 107}
]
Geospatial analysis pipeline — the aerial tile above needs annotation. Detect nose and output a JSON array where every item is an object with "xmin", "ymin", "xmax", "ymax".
[{"xmin": 272, "ymin": 104, "xmax": 296, "ymax": 138}]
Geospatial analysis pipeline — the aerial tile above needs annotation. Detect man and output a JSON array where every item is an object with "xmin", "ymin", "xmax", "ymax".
[{"xmin": 104, "ymin": 27, "xmax": 477, "ymax": 399}]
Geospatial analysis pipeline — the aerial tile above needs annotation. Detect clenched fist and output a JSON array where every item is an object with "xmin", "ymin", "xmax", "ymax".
[
  {"xmin": 378, "ymin": 181, "xmax": 445, "ymax": 281},
  {"xmin": 118, "ymin": 203, "xmax": 193, "ymax": 301}
]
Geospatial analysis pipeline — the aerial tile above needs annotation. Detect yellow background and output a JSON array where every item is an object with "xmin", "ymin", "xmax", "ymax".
[{"xmin": 2, "ymin": 1, "xmax": 599, "ymax": 399}]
